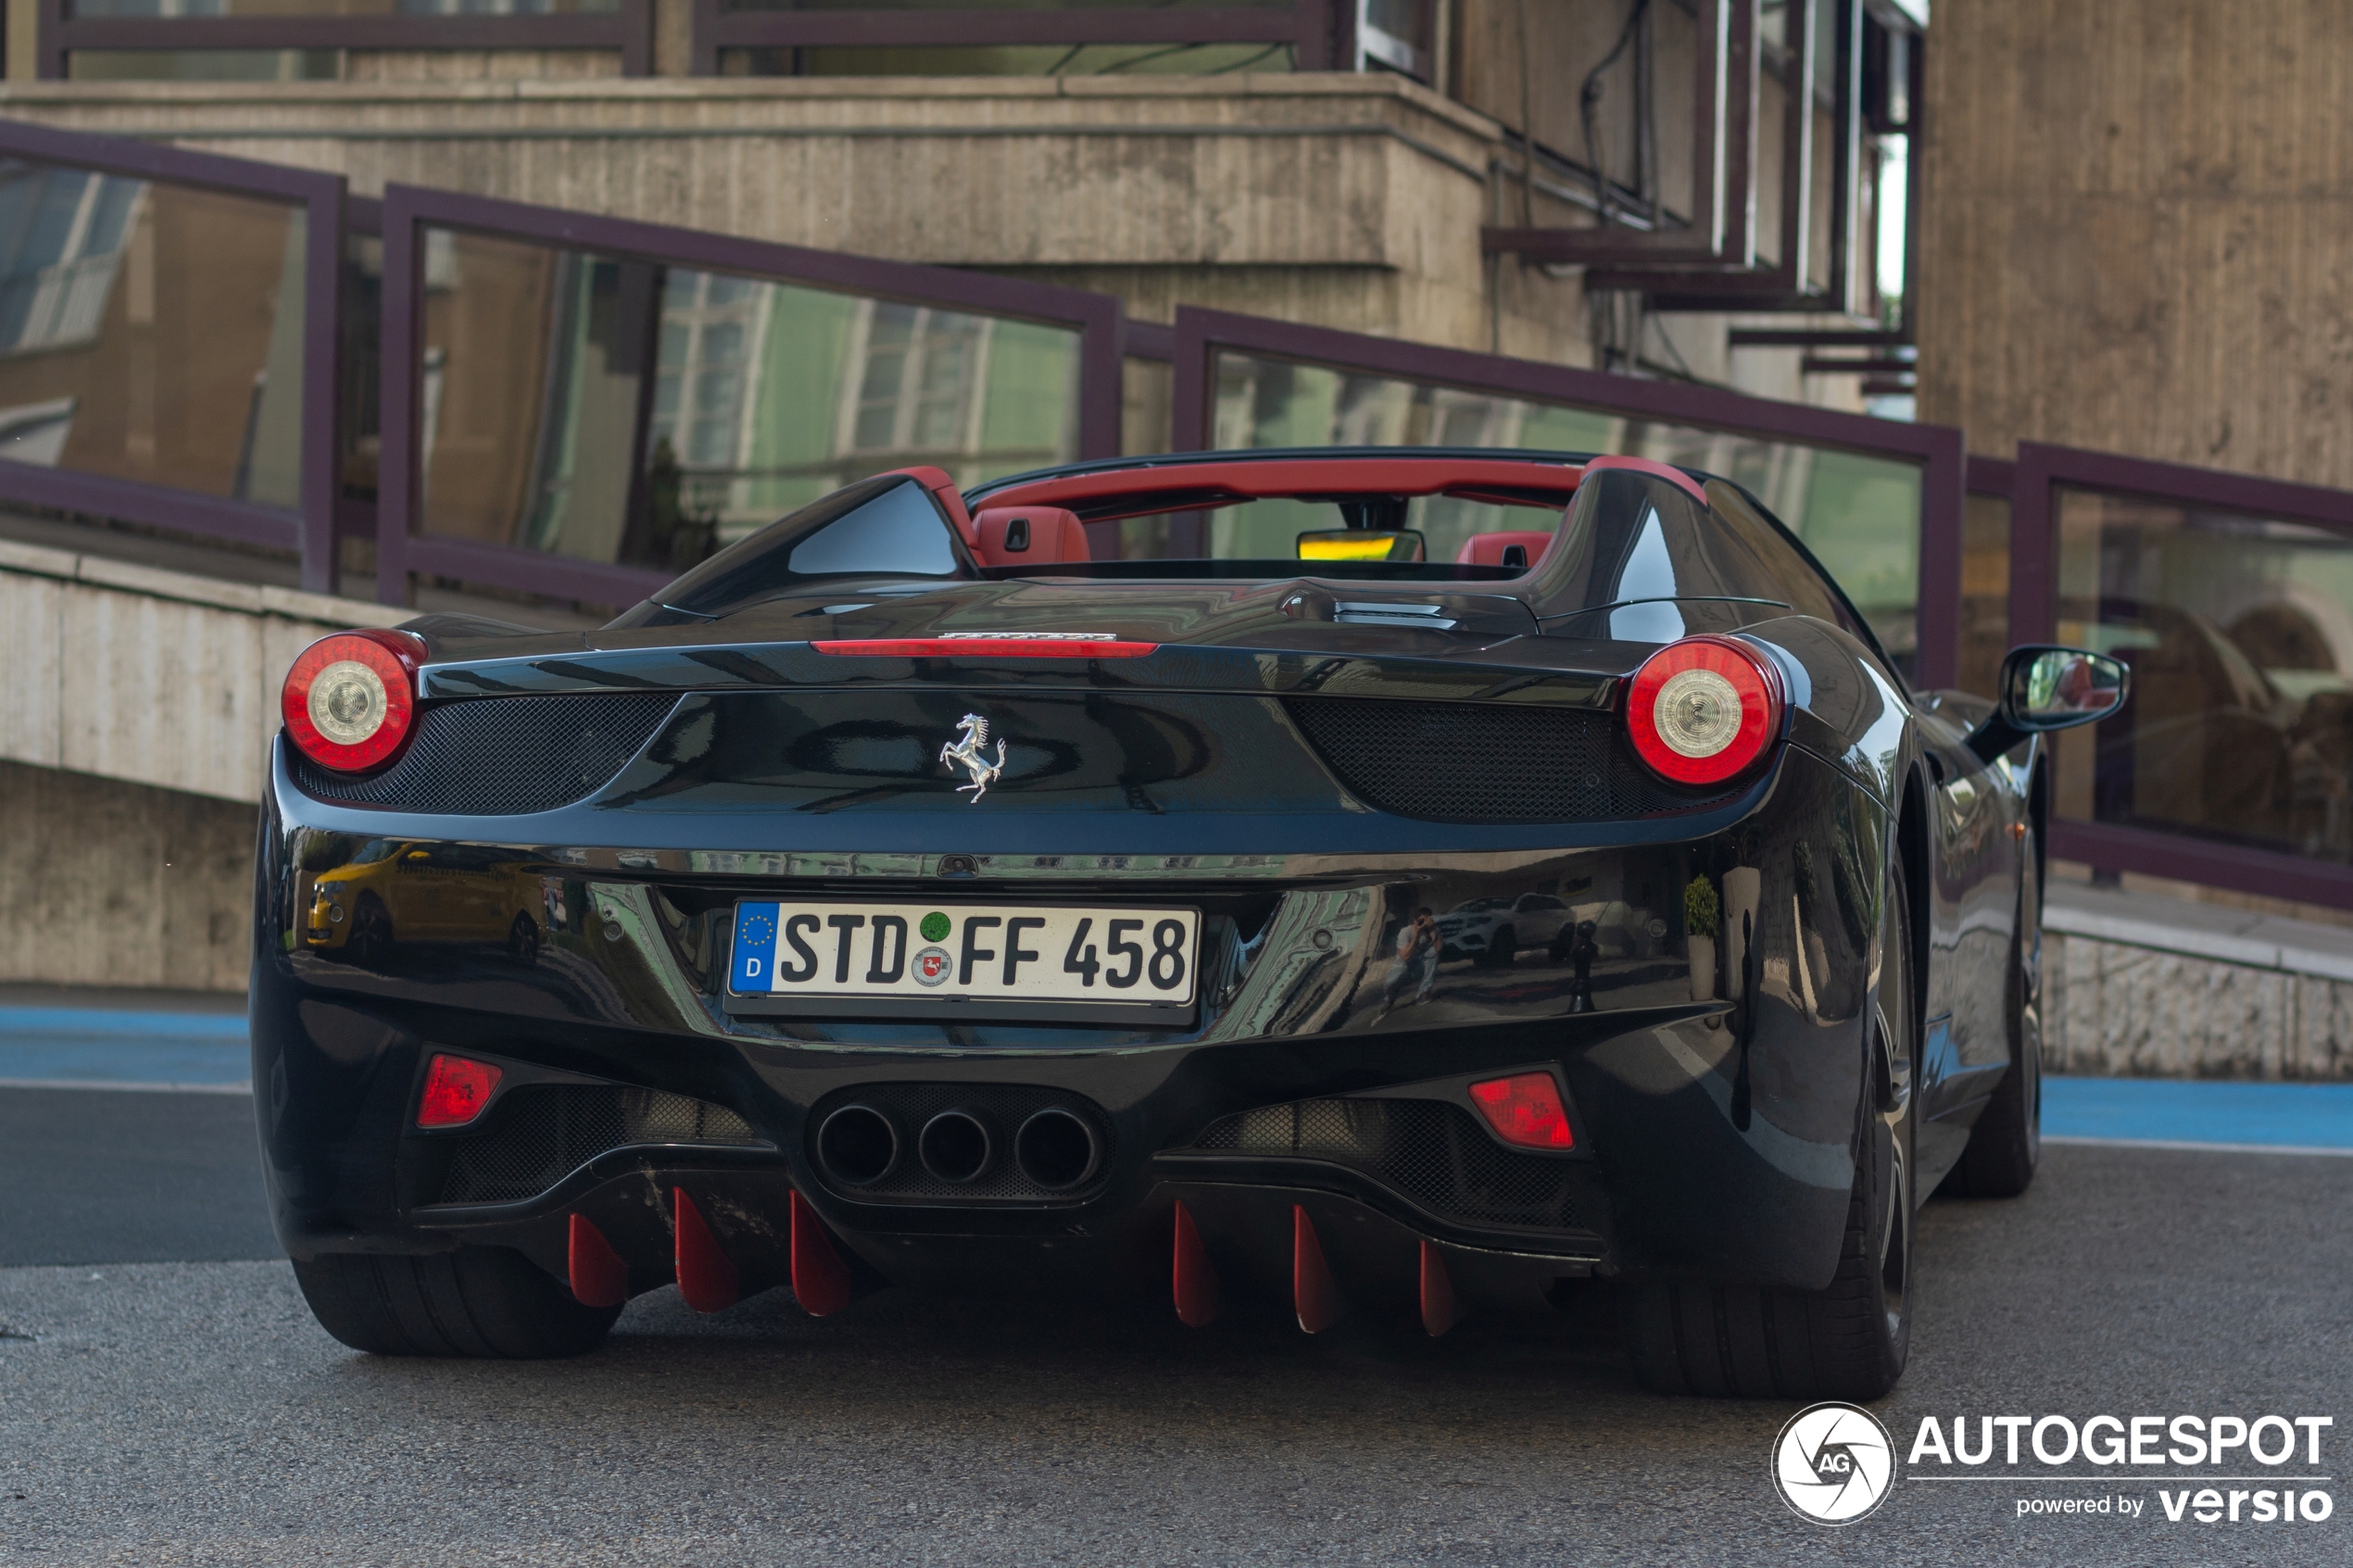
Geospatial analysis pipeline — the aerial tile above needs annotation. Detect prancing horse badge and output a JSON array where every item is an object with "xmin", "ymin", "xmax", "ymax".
[{"xmin": 940, "ymin": 714, "xmax": 1007, "ymax": 801}]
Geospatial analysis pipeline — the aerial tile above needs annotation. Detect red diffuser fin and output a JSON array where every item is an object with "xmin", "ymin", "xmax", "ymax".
[
  {"xmin": 1419, "ymin": 1239, "xmax": 1464, "ymax": 1337},
  {"xmin": 789, "ymin": 1189, "xmax": 852, "ymax": 1317},
  {"xmin": 672, "ymin": 1188, "xmax": 739, "ymax": 1313},
  {"xmin": 1292, "ymin": 1206, "xmax": 1340, "ymax": 1334},
  {"xmin": 566, "ymin": 1213, "xmax": 628, "ymax": 1308},
  {"xmin": 1171, "ymin": 1199, "xmax": 1221, "ymax": 1327}
]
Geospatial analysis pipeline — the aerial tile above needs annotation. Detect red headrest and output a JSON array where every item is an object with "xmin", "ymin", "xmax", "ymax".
[
  {"xmin": 974, "ymin": 505, "xmax": 1091, "ymax": 568},
  {"xmin": 1454, "ymin": 530, "xmax": 1555, "ymax": 572}
]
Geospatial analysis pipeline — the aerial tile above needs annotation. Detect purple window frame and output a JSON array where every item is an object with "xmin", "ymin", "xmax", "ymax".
[
  {"xmin": 377, "ymin": 182, "xmax": 1124, "ymax": 610},
  {"xmin": 0, "ymin": 118, "xmax": 346, "ymax": 594},
  {"xmin": 2012, "ymin": 440, "xmax": 2353, "ymax": 910},
  {"xmin": 1169, "ymin": 305, "xmax": 1968, "ymax": 687},
  {"xmin": 687, "ymin": 1, "xmax": 1341, "ymax": 77},
  {"xmin": 36, "ymin": 0, "xmax": 656, "ymax": 80}
]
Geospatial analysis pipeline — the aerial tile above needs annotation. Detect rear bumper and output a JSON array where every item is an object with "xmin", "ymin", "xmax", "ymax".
[{"xmin": 252, "ymin": 736, "xmax": 1881, "ymax": 1310}]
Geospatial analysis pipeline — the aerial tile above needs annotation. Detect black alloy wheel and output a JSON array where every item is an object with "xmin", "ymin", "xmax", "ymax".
[
  {"xmin": 1618, "ymin": 859, "xmax": 1918, "ymax": 1400},
  {"xmin": 1945, "ymin": 825, "xmax": 2044, "ymax": 1197},
  {"xmin": 509, "ymin": 910, "xmax": 542, "ymax": 966},
  {"xmin": 346, "ymin": 894, "xmax": 393, "ymax": 967}
]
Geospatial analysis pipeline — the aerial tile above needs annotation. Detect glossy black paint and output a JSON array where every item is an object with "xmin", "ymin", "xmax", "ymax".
[{"xmin": 249, "ymin": 455, "xmax": 2035, "ymax": 1318}]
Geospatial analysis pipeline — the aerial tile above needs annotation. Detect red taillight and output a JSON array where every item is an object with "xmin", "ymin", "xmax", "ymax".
[
  {"xmin": 1467, "ymin": 1073, "xmax": 1575, "ymax": 1150},
  {"xmin": 1625, "ymin": 634, "xmax": 1784, "ymax": 785},
  {"xmin": 283, "ymin": 630, "xmax": 421, "ymax": 774},
  {"xmin": 812, "ymin": 636, "xmax": 1158, "ymax": 659},
  {"xmin": 417, "ymin": 1053, "xmax": 502, "ymax": 1129}
]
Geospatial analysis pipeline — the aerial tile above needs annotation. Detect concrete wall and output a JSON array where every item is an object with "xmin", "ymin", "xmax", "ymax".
[
  {"xmin": 2045, "ymin": 932, "xmax": 2353, "ymax": 1083},
  {"xmin": 0, "ymin": 73, "xmax": 1859, "ymax": 411},
  {"xmin": 1917, "ymin": 0, "xmax": 2353, "ymax": 483},
  {"xmin": 0, "ymin": 538, "xmax": 386, "ymax": 992}
]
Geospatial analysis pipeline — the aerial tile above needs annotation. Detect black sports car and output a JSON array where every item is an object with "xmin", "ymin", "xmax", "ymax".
[{"xmin": 254, "ymin": 448, "xmax": 2123, "ymax": 1399}]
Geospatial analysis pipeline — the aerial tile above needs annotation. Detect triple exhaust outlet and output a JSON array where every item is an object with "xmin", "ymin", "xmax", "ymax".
[{"xmin": 815, "ymin": 1101, "xmax": 1101, "ymax": 1191}]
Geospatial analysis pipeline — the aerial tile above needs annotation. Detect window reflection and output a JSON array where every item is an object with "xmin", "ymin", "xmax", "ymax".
[
  {"xmin": 1210, "ymin": 350, "xmax": 1925, "ymax": 673},
  {"xmin": 0, "ymin": 159, "xmax": 307, "ymax": 506},
  {"xmin": 2055, "ymin": 489, "xmax": 2353, "ymax": 863},
  {"xmin": 418, "ymin": 228, "xmax": 1082, "ymax": 572}
]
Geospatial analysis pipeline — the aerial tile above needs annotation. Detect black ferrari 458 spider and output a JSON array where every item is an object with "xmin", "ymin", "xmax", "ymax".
[{"xmin": 256, "ymin": 448, "xmax": 2124, "ymax": 1399}]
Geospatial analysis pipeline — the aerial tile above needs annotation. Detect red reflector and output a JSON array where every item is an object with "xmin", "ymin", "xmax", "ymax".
[
  {"xmin": 812, "ymin": 637, "xmax": 1157, "ymax": 659},
  {"xmin": 1466, "ymin": 1073, "xmax": 1575, "ymax": 1150},
  {"xmin": 416, "ymin": 1053, "xmax": 502, "ymax": 1128}
]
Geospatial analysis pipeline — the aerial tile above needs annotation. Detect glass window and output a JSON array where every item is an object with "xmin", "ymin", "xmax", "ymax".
[
  {"xmin": 2053, "ymin": 487, "xmax": 2353, "ymax": 863},
  {"xmin": 66, "ymin": 0, "xmax": 618, "ymax": 16},
  {"xmin": 721, "ymin": 43, "xmax": 1296, "ymax": 75},
  {"xmin": 416, "ymin": 227, "xmax": 1082, "ymax": 573},
  {"xmin": 0, "ymin": 158, "xmax": 308, "ymax": 507},
  {"xmin": 1957, "ymin": 491, "xmax": 2012, "ymax": 696},
  {"xmin": 716, "ymin": 0, "xmax": 1299, "ymax": 77},
  {"xmin": 1209, "ymin": 350, "xmax": 1925, "ymax": 672}
]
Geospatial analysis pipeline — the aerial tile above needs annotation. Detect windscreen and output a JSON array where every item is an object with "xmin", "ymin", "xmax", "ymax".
[{"xmin": 1045, "ymin": 494, "xmax": 1566, "ymax": 582}]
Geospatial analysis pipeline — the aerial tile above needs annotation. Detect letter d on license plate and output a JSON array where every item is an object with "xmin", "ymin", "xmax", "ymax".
[{"xmin": 724, "ymin": 900, "xmax": 1201, "ymax": 1023}]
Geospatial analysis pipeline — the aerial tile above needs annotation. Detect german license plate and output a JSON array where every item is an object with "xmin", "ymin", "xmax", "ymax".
[{"xmin": 724, "ymin": 900, "xmax": 1201, "ymax": 1019}]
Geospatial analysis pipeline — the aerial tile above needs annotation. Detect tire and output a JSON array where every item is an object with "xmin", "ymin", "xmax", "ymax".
[
  {"xmin": 346, "ymin": 894, "xmax": 393, "ymax": 967},
  {"xmin": 1483, "ymin": 925, "xmax": 1516, "ymax": 968},
  {"xmin": 1618, "ymin": 860, "xmax": 1917, "ymax": 1400},
  {"xmin": 1946, "ymin": 828, "xmax": 2044, "ymax": 1198},
  {"xmin": 293, "ymin": 1248, "xmax": 621, "ymax": 1359},
  {"xmin": 509, "ymin": 910, "xmax": 541, "ymax": 966}
]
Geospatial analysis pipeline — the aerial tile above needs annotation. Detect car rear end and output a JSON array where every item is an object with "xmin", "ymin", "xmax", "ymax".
[{"xmin": 254, "ymin": 617, "xmax": 1887, "ymax": 1338}]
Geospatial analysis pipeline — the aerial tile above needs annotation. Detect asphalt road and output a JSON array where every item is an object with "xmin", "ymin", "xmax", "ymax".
[
  {"xmin": 0, "ymin": 1089, "xmax": 2345, "ymax": 1566},
  {"xmin": 0, "ymin": 1088, "xmax": 277, "ymax": 1266}
]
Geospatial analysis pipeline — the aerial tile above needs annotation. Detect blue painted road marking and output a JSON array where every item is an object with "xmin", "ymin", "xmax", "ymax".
[
  {"xmin": 2044, "ymin": 1075, "xmax": 2353, "ymax": 1153},
  {"xmin": 0, "ymin": 1006, "xmax": 250, "ymax": 1091}
]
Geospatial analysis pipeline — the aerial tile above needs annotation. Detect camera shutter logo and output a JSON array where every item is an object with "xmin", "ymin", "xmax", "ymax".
[{"xmin": 1772, "ymin": 1402, "xmax": 1896, "ymax": 1524}]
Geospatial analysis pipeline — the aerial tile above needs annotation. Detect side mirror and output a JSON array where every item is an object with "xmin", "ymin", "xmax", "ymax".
[{"xmin": 1965, "ymin": 645, "xmax": 2130, "ymax": 762}]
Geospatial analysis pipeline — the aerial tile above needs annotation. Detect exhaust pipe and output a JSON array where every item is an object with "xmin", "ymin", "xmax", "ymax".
[
  {"xmin": 814, "ymin": 1103, "xmax": 900, "ymax": 1186},
  {"xmin": 917, "ymin": 1108, "xmax": 995, "ymax": 1184},
  {"xmin": 1014, "ymin": 1107, "xmax": 1101, "ymax": 1190}
]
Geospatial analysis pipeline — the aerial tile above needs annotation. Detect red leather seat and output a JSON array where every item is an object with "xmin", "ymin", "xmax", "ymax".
[
  {"xmin": 1454, "ymin": 529, "xmax": 1554, "ymax": 572},
  {"xmin": 974, "ymin": 505, "xmax": 1091, "ymax": 567}
]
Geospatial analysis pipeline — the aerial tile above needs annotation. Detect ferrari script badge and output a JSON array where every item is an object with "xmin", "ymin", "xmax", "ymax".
[{"xmin": 940, "ymin": 713, "xmax": 1007, "ymax": 801}]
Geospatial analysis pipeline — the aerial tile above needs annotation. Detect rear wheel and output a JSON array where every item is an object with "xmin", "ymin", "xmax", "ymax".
[
  {"xmin": 346, "ymin": 894, "xmax": 393, "ymax": 966},
  {"xmin": 509, "ymin": 910, "xmax": 541, "ymax": 966},
  {"xmin": 1619, "ymin": 861, "xmax": 1917, "ymax": 1400},
  {"xmin": 1946, "ymin": 827, "xmax": 2044, "ymax": 1198},
  {"xmin": 293, "ymin": 1248, "xmax": 621, "ymax": 1359}
]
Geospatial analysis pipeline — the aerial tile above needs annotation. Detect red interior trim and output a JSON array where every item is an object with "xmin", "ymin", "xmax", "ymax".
[{"xmin": 977, "ymin": 458, "xmax": 1584, "ymax": 521}]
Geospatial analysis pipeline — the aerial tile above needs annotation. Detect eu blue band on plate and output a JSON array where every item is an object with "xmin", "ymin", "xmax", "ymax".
[{"xmin": 733, "ymin": 902, "xmax": 780, "ymax": 993}]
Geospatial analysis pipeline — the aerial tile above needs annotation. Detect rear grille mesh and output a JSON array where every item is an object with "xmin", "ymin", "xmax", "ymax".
[
  {"xmin": 296, "ymin": 693, "xmax": 675, "ymax": 815},
  {"xmin": 434, "ymin": 1084, "xmax": 765, "ymax": 1206},
  {"xmin": 1284, "ymin": 696, "xmax": 1731, "ymax": 823},
  {"xmin": 1192, "ymin": 1098, "xmax": 1584, "ymax": 1232}
]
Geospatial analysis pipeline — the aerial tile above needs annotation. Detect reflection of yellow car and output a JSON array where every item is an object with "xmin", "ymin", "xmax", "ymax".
[{"xmin": 307, "ymin": 840, "xmax": 545, "ymax": 964}]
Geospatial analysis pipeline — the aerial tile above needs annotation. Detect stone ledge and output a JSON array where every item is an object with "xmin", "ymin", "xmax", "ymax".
[
  {"xmin": 2046, "ymin": 879, "xmax": 2353, "ymax": 985},
  {"xmin": 0, "ymin": 537, "xmax": 386, "ymax": 629}
]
